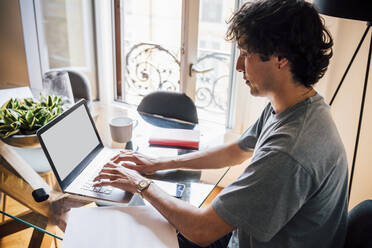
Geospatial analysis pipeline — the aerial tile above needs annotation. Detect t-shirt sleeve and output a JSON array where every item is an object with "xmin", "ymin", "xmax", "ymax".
[
  {"xmin": 212, "ymin": 149, "xmax": 314, "ymax": 242},
  {"xmin": 238, "ymin": 104, "xmax": 271, "ymax": 151}
]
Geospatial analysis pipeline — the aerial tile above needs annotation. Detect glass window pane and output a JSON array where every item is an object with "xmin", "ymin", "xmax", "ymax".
[
  {"xmin": 201, "ymin": 0, "xmax": 223, "ymax": 23},
  {"xmin": 196, "ymin": 0, "xmax": 236, "ymax": 125},
  {"xmin": 38, "ymin": 0, "xmax": 98, "ymax": 99},
  {"xmin": 121, "ymin": 0, "xmax": 182, "ymax": 105}
]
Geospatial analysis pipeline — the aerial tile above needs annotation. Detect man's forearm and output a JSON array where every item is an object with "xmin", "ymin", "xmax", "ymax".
[
  {"xmin": 159, "ymin": 142, "xmax": 252, "ymax": 170},
  {"xmin": 142, "ymin": 183, "xmax": 235, "ymax": 246}
]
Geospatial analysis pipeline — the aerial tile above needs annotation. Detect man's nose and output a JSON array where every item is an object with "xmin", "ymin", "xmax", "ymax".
[{"xmin": 236, "ymin": 55, "xmax": 244, "ymax": 72}]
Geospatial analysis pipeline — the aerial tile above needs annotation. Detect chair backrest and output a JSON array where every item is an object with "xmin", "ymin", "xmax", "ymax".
[
  {"xmin": 344, "ymin": 200, "xmax": 372, "ymax": 248},
  {"xmin": 65, "ymin": 70, "xmax": 92, "ymax": 102},
  {"xmin": 45, "ymin": 68, "xmax": 92, "ymax": 103},
  {"xmin": 137, "ymin": 91, "xmax": 198, "ymax": 124}
]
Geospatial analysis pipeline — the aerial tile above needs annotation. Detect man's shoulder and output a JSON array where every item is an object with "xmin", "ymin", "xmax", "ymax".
[{"xmin": 257, "ymin": 97, "xmax": 346, "ymax": 170}]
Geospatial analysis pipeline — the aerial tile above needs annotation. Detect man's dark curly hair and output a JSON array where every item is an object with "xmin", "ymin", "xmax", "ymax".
[{"xmin": 226, "ymin": 0, "xmax": 333, "ymax": 87}]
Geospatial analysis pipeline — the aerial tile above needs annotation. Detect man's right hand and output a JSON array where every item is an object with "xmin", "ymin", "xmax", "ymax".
[
  {"xmin": 110, "ymin": 142, "xmax": 251, "ymax": 175},
  {"xmin": 110, "ymin": 150, "xmax": 165, "ymax": 175}
]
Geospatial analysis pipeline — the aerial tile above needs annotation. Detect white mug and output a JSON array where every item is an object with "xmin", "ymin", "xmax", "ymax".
[{"xmin": 109, "ymin": 116, "xmax": 138, "ymax": 143}]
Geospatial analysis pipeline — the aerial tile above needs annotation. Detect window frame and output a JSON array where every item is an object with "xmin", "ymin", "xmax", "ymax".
[{"xmin": 19, "ymin": 0, "xmax": 43, "ymax": 90}]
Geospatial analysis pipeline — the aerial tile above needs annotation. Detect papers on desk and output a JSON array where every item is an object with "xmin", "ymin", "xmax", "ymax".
[
  {"xmin": 149, "ymin": 127, "xmax": 200, "ymax": 149},
  {"xmin": 63, "ymin": 206, "xmax": 179, "ymax": 248}
]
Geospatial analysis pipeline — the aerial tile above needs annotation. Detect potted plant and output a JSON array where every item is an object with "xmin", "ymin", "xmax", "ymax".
[{"xmin": 0, "ymin": 95, "xmax": 63, "ymax": 148}]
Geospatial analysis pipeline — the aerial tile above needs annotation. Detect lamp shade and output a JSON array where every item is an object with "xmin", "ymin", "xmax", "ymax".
[{"xmin": 313, "ymin": 0, "xmax": 372, "ymax": 22}]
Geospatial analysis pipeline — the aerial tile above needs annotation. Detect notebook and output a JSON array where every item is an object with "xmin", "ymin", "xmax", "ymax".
[{"xmin": 63, "ymin": 206, "xmax": 179, "ymax": 248}]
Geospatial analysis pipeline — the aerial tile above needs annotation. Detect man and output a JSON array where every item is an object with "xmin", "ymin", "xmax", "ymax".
[{"xmin": 94, "ymin": 0, "xmax": 348, "ymax": 247}]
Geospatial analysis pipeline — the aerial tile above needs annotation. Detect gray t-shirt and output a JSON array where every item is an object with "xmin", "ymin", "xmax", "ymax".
[{"xmin": 212, "ymin": 93, "xmax": 348, "ymax": 248}]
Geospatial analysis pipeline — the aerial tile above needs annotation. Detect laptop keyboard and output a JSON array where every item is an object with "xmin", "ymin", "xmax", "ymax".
[
  {"xmin": 80, "ymin": 166, "xmax": 113, "ymax": 195},
  {"xmin": 80, "ymin": 180, "xmax": 113, "ymax": 194}
]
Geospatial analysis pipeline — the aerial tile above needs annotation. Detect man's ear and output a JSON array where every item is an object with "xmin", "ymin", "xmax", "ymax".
[{"xmin": 276, "ymin": 56, "xmax": 289, "ymax": 69}]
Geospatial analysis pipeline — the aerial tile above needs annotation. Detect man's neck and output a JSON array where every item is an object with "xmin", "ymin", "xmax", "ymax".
[{"xmin": 268, "ymin": 83, "xmax": 316, "ymax": 115}]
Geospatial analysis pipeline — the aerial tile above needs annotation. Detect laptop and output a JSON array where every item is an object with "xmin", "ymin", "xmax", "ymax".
[{"xmin": 37, "ymin": 99, "xmax": 132, "ymax": 203}]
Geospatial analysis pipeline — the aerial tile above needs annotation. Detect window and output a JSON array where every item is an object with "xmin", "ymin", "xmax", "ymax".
[
  {"xmin": 20, "ymin": 0, "xmax": 98, "ymax": 99},
  {"xmin": 115, "ymin": 0, "xmax": 182, "ymax": 104},
  {"xmin": 114, "ymin": 0, "xmax": 238, "ymax": 126}
]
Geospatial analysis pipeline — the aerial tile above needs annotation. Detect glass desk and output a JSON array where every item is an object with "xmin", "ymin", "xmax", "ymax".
[{"xmin": 0, "ymin": 102, "xmax": 235, "ymax": 244}]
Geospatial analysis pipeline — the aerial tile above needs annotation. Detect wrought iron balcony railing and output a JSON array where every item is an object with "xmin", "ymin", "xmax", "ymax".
[{"xmin": 124, "ymin": 42, "xmax": 231, "ymax": 112}]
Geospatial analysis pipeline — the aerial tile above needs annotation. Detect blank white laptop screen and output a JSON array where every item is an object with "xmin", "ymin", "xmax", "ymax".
[{"xmin": 39, "ymin": 104, "xmax": 100, "ymax": 180}]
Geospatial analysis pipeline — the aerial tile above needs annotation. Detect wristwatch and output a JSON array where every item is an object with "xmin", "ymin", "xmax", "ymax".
[{"xmin": 136, "ymin": 179, "xmax": 153, "ymax": 198}]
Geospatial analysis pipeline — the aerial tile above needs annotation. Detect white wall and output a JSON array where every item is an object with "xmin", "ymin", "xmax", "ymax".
[{"xmin": 320, "ymin": 16, "xmax": 372, "ymax": 209}]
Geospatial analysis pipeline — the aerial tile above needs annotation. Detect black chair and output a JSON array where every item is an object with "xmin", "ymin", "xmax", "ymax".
[
  {"xmin": 344, "ymin": 200, "xmax": 372, "ymax": 248},
  {"xmin": 137, "ymin": 91, "xmax": 198, "ymax": 129}
]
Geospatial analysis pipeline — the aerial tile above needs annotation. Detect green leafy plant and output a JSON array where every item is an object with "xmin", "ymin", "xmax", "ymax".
[{"xmin": 0, "ymin": 95, "xmax": 63, "ymax": 138}]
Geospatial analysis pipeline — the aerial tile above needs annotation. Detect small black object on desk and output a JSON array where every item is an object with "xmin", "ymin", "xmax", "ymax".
[{"xmin": 32, "ymin": 188, "xmax": 49, "ymax": 202}]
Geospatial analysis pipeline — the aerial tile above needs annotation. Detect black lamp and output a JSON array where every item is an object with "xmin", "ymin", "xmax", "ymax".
[
  {"xmin": 314, "ymin": 0, "xmax": 372, "ymax": 22},
  {"xmin": 313, "ymin": 0, "xmax": 372, "ymax": 198}
]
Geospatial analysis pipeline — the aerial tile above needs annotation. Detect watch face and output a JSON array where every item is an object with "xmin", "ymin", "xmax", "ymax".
[
  {"xmin": 137, "ymin": 179, "xmax": 152, "ymax": 194},
  {"xmin": 139, "ymin": 181, "xmax": 148, "ymax": 188}
]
